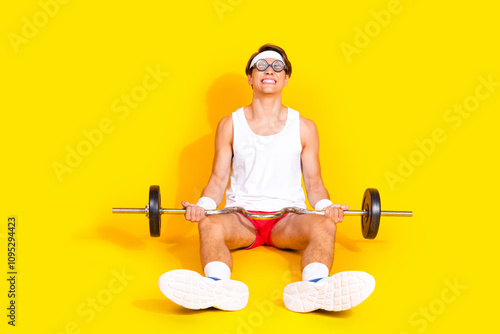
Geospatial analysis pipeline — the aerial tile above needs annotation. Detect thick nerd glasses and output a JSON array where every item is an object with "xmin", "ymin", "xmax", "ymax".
[{"xmin": 253, "ymin": 59, "xmax": 286, "ymax": 72}]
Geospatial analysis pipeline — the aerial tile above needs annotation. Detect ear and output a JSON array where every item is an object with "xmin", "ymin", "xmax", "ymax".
[
  {"xmin": 247, "ymin": 73, "xmax": 253, "ymax": 86},
  {"xmin": 284, "ymin": 74, "xmax": 290, "ymax": 86}
]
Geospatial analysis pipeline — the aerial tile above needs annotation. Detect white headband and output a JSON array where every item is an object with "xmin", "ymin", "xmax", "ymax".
[{"xmin": 249, "ymin": 50, "xmax": 285, "ymax": 69}]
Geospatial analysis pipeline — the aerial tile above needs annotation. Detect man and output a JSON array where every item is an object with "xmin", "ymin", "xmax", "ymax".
[{"xmin": 158, "ymin": 44, "xmax": 375, "ymax": 313}]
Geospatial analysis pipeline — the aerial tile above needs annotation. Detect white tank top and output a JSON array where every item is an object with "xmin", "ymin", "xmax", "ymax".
[{"xmin": 225, "ymin": 107, "xmax": 307, "ymax": 211}]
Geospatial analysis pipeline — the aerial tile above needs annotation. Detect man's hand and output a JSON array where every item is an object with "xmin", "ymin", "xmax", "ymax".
[
  {"xmin": 323, "ymin": 204, "xmax": 349, "ymax": 224},
  {"xmin": 182, "ymin": 201, "xmax": 206, "ymax": 222}
]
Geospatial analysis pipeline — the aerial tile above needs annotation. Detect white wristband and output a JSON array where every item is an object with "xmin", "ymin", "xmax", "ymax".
[
  {"xmin": 315, "ymin": 199, "xmax": 333, "ymax": 211},
  {"xmin": 196, "ymin": 197, "xmax": 217, "ymax": 210}
]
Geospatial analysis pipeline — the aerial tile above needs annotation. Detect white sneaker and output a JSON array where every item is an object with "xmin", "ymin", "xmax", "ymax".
[
  {"xmin": 158, "ymin": 269, "xmax": 249, "ymax": 311},
  {"xmin": 283, "ymin": 271, "xmax": 375, "ymax": 313}
]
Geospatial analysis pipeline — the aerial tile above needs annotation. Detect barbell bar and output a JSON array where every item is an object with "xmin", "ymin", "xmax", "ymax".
[
  {"xmin": 113, "ymin": 208, "xmax": 411, "ymax": 217},
  {"xmin": 112, "ymin": 185, "xmax": 413, "ymax": 239}
]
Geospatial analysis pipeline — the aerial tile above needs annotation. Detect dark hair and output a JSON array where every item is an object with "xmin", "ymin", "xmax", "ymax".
[{"xmin": 245, "ymin": 44, "xmax": 292, "ymax": 77}]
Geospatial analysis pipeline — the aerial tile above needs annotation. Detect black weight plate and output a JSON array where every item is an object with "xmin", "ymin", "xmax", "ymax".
[
  {"xmin": 149, "ymin": 185, "xmax": 161, "ymax": 237},
  {"xmin": 361, "ymin": 188, "xmax": 381, "ymax": 239}
]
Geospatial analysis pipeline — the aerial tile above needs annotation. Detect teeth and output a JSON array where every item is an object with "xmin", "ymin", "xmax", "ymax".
[{"xmin": 262, "ymin": 80, "xmax": 275, "ymax": 84}]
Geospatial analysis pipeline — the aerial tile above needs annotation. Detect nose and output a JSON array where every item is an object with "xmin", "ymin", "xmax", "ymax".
[{"xmin": 264, "ymin": 66, "xmax": 276, "ymax": 75}]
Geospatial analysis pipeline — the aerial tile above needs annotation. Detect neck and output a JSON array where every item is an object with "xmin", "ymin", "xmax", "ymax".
[{"xmin": 249, "ymin": 92, "xmax": 284, "ymax": 118}]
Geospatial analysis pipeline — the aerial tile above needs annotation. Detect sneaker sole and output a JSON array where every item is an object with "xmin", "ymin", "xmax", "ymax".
[
  {"xmin": 283, "ymin": 271, "xmax": 375, "ymax": 313},
  {"xmin": 158, "ymin": 270, "xmax": 249, "ymax": 311}
]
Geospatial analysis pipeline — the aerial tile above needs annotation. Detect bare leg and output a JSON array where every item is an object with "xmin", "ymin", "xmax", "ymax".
[
  {"xmin": 158, "ymin": 213, "xmax": 256, "ymax": 311},
  {"xmin": 273, "ymin": 214, "xmax": 375, "ymax": 313},
  {"xmin": 198, "ymin": 213, "xmax": 257, "ymax": 270},
  {"xmin": 271, "ymin": 213, "xmax": 337, "ymax": 271}
]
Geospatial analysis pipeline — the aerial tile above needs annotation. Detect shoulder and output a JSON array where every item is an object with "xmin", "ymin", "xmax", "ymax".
[
  {"xmin": 299, "ymin": 115, "xmax": 319, "ymax": 138},
  {"xmin": 299, "ymin": 115, "xmax": 319, "ymax": 149},
  {"xmin": 215, "ymin": 114, "xmax": 234, "ymax": 145},
  {"xmin": 218, "ymin": 114, "xmax": 233, "ymax": 129}
]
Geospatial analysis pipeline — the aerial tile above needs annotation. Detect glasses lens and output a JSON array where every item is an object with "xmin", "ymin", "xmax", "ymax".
[
  {"xmin": 272, "ymin": 60, "xmax": 285, "ymax": 72},
  {"xmin": 255, "ymin": 59, "xmax": 269, "ymax": 71}
]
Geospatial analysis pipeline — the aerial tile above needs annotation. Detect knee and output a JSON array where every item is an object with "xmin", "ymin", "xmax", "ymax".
[
  {"xmin": 310, "ymin": 217, "xmax": 336, "ymax": 238},
  {"xmin": 198, "ymin": 217, "xmax": 225, "ymax": 237}
]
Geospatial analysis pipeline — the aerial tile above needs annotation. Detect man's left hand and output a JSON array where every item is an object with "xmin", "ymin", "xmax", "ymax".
[{"xmin": 324, "ymin": 204, "xmax": 349, "ymax": 223}]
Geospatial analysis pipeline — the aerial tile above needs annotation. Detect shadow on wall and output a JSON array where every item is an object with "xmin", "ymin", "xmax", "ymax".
[
  {"xmin": 159, "ymin": 72, "xmax": 369, "ymax": 271},
  {"xmin": 98, "ymin": 72, "xmax": 373, "ymax": 276},
  {"xmin": 161, "ymin": 72, "xmax": 251, "ymax": 253}
]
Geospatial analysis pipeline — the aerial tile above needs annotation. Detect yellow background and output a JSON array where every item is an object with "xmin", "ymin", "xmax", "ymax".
[{"xmin": 1, "ymin": 0, "xmax": 499, "ymax": 333}]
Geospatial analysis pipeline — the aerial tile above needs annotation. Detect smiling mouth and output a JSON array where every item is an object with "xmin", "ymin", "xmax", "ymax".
[{"xmin": 261, "ymin": 79, "xmax": 277, "ymax": 84}]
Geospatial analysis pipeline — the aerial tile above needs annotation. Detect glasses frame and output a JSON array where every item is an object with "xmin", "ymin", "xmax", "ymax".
[{"xmin": 252, "ymin": 59, "xmax": 286, "ymax": 73}]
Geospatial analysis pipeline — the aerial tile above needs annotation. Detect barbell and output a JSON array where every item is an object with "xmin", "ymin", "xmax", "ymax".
[{"xmin": 112, "ymin": 185, "xmax": 412, "ymax": 239}]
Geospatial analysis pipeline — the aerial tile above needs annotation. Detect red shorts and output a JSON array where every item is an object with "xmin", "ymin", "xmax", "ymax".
[{"xmin": 239, "ymin": 211, "xmax": 289, "ymax": 249}]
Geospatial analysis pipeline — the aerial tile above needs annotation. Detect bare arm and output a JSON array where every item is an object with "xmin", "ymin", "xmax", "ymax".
[
  {"xmin": 300, "ymin": 116, "xmax": 347, "ymax": 222},
  {"xmin": 300, "ymin": 116, "xmax": 330, "ymax": 207},
  {"xmin": 200, "ymin": 115, "xmax": 233, "ymax": 205},
  {"xmin": 182, "ymin": 115, "xmax": 233, "ymax": 221}
]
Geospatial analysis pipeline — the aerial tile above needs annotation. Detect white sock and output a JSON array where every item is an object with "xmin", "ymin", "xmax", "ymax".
[
  {"xmin": 204, "ymin": 261, "xmax": 231, "ymax": 280},
  {"xmin": 302, "ymin": 263, "xmax": 329, "ymax": 281}
]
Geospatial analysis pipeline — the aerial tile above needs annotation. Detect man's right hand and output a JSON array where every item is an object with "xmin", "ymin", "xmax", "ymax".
[{"xmin": 182, "ymin": 201, "xmax": 206, "ymax": 222}]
